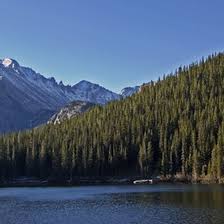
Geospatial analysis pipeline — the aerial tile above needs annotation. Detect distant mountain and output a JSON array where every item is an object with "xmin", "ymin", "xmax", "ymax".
[
  {"xmin": 120, "ymin": 86, "xmax": 140, "ymax": 97},
  {"xmin": 48, "ymin": 85, "xmax": 141, "ymax": 125},
  {"xmin": 48, "ymin": 100, "xmax": 95, "ymax": 124},
  {"xmin": 72, "ymin": 80, "xmax": 120, "ymax": 104},
  {"xmin": 0, "ymin": 58, "xmax": 120, "ymax": 133}
]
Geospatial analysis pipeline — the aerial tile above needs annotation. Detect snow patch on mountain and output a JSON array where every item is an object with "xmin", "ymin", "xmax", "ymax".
[{"xmin": 2, "ymin": 58, "xmax": 13, "ymax": 67}]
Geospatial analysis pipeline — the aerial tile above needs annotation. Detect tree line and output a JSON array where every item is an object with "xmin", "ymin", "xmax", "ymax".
[{"xmin": 1, "ymin": 53, "xmax": 224, "ymax": 183}]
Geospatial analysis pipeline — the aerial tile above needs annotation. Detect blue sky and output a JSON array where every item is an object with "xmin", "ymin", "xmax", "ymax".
[{"xmin": 0, "ymin": 0, "xmax": 223, "ymax": 92}]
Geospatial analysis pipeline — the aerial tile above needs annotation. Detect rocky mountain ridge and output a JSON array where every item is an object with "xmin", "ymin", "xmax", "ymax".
[
  {"xmin": 0, "ymin": 58, "xmax": 140, "ymax": 133},
  {"xmin": 0, "ymin": 58, "xmax": 120, "ymax": 132}
]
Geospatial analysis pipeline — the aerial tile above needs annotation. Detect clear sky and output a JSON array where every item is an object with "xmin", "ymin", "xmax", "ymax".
[{"xmin": 0, "ymin": 0, "xmax": 223, "ymax": 92}]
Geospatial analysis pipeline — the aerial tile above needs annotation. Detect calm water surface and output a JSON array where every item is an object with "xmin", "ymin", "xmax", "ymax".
[{"xmin": 0, "ymin": 184, "xmax": 224, "ymax": 224}]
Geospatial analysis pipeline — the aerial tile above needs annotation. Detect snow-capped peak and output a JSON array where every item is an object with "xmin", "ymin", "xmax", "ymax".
[
  {"xmin": 2, "ymin": 58, "xmax": 20, "ymax": 69},
  {"xmin": 2, "ymin": 58, "xmax": 13, "ymax": 67}
]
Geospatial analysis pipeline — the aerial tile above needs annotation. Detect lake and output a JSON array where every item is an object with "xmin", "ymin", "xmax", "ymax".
[{"xmin": 0, "ymin": 184, "xmax": 224, "ymax": 224}]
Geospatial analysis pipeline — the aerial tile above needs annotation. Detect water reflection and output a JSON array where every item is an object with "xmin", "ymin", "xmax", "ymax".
[
  {"xmin": 118, "ymin": 186, "xmax": 224, "ymax": 209},
  {"xmin": 0, "ymin": 185, "xmax": 224, "ymax": 224}
]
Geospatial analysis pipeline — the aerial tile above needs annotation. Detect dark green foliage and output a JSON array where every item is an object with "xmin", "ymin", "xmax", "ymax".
[{"xmin": 1, "ymin": 53, "xmax": 224, "ymax": 182}]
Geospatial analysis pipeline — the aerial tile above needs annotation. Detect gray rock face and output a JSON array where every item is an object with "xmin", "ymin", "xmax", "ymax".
[
  {"xmin": 48, "ymin": 86, "xmax": 142, "ymax": 125},
  {"xmin": 120, "ymin": 86, "xmax": 140, "ymax": 97},
  {"xmin": 48, "ymin": 101, "xmax": 95, "ymax": 124},
  {"xmin": 0, "ymin": 58, "xmax": 120, "ymax": 133}
]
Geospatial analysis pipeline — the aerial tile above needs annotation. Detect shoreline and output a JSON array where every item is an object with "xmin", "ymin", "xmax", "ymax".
[{"xmin": 0, "ymin": 176, "xmax": 222, "ymax": 188}]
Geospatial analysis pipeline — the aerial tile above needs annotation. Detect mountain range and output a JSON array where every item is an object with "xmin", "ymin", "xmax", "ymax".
[{"xmin": 0, "ymin": 58, "xmax": 139, "ymax": 133}]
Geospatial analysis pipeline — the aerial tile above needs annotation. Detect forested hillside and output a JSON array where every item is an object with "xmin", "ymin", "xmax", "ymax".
[{"xmin": 1, "ymin": 53, "xmax": 224, "ymax": 183}]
